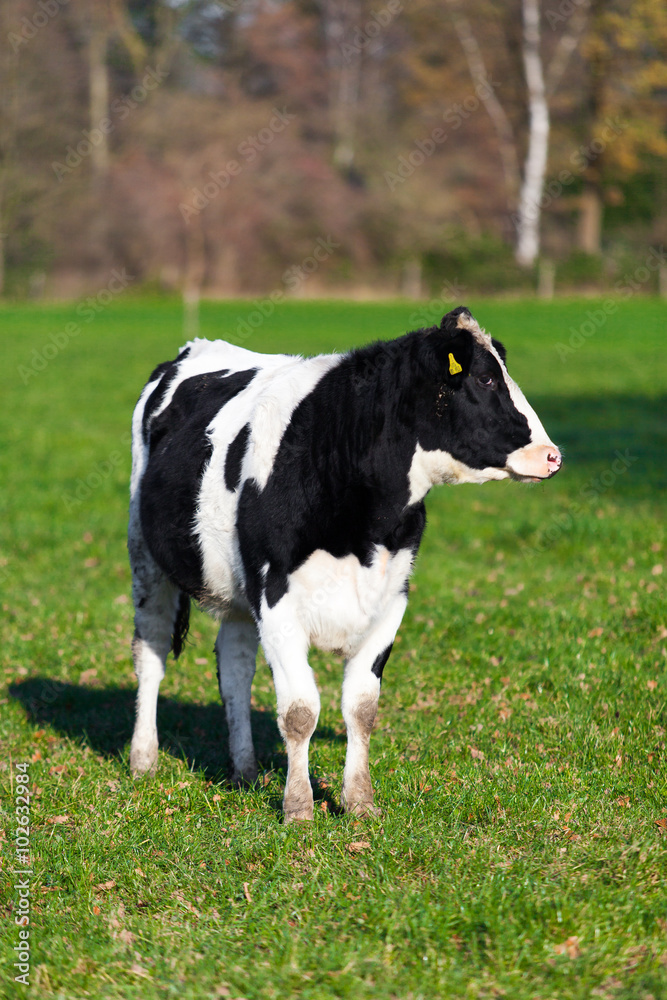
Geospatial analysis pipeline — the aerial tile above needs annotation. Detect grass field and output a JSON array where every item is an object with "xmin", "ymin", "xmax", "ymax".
[{"xmin": 0, "ymin": 296, "xmax": 666, "ymax": 1000}]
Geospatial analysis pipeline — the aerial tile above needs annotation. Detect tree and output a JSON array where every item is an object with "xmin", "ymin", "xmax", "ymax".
[
  {"xmin": 446, "ymin": 0, "xmax": 590, "ymax": 266},
  {"xmin": 514, "ymin": 0, "xmax": 549, "ymax": 266},
  {"xmin": 574, "ymin": 0, "xmax": 667, "ymax": 254}
]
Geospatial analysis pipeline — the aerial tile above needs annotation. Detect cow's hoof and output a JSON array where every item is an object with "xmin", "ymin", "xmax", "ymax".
[
  {"xmin": 344, "ymin": 800, "xmax": 381, "ymax": 819},
  {"xmin": 130, "ymin": 743, "xmax": 158, "ymax": 777},
  {"xmin": 284, "ymin": 807, "xmax": 314, "ymax": 824}
]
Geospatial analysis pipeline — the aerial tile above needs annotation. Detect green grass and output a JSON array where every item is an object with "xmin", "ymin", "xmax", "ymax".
[{"xmin": 0, "ymin": 296, "xmax": 666, "ymax": 1000}]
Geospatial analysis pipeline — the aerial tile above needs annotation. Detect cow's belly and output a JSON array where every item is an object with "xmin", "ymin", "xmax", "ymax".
[{"xmin": 287, "ymin": 546, "xmax": 413, "ymax": 657}]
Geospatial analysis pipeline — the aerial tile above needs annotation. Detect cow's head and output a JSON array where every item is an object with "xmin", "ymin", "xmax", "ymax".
[{"xmin": 410, "ymin": 306, "xmax": 561, "ymax": 497}]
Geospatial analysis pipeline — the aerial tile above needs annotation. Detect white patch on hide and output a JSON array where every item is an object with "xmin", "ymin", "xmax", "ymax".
[
  {"xmin": 262, "ymin": 546, "xmax": 414, "ymax": 659},
  {"xmin": 408, "ymin": 443, "xmax": 509, "ymax": 503}
]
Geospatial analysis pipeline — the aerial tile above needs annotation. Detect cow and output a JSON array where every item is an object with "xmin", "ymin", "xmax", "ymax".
[{"xmin": 128, "ymin": 305, "xmax": 561, "ymax": 821}]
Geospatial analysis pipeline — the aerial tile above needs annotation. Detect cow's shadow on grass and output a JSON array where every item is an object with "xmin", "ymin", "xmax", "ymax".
[{"xmin": 9, "ymin": 678, "xmax": 345, "ymax": 813}]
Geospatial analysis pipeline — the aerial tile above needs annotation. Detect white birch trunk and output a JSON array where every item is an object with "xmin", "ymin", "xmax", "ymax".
[{"xmin": 515, "ymin": 0, "xmax": 549, "ymax": 268}]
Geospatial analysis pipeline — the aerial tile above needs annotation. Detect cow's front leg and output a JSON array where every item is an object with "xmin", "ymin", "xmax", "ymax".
[
  {"xmin": 261, "ymin": 618, "xmax": 320, "ymax": 822},
  {"xmin": 341, "ymin": 596, "xmax": 407, "ymax": 817}
]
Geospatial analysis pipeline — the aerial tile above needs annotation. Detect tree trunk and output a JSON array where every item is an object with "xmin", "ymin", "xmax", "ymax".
[
  {"xmin": 577, "ymin": 182, "xmax": 602, "ymax": 254},
  {"xmin": 515, "ymin": 0, "xmax": 550, "ymax": 268},
  {"xmin": 576, "ymin": 0, "xmax": 606, "ymax": 255},
  {"xmin": 89, "ymin": 19, "xmax": 110, "ymax": 181},
  {"xmin": 321, "ymin": 0, "xmax": 362, "ymax": 170},
  {"xmin": 0, "ymin": 20, "xmax": 19, "ymax": 298}
]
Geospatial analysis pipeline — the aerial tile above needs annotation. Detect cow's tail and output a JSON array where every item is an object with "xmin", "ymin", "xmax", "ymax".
[{"xmin": 172, "ymin": 592, "xmax": 191, "ymax": 659}]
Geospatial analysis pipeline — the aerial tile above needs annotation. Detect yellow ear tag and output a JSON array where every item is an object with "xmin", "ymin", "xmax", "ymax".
[{"xmin": 448, "ymin": 353, "xmax": 463, "ymax": 375}]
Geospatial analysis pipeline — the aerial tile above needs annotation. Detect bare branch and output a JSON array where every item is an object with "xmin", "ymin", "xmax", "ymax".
[
  {"xmin": 545, "ymin": 0, "xmax": 589, "ymax": 98},
  {"xmin": 445, "ymin": 0, "xmax": 521, "ymax": 208}
]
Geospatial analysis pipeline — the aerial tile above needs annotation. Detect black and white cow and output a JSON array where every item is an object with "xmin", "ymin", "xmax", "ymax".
[{"xmin": 128, "ymin": 306, "xmax": 561, "ymax": 821}]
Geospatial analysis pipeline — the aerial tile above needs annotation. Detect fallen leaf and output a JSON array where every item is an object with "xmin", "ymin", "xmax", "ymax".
[
  {"xmin": 79, "ymin": 668, "xmax": 98, "ymax": 685},
  {"xmin": 647, "ymin": 680, "xmax": 658, "ymax": 691},
  {"xmin": 113, "ymin": 593, "xmax": 129, "ymax": 604},
  {"xmin": 93, "ymin": 880, "xmax": 116, "ymax": 893},
  {"xmin": 348, "ymin": 841, "xmax": 371, "ymax": 853},
  {"xmin": 655, "ymin": 818, "xmax": 667, "ymax": 833},
  {"xmin": 47, "ymin": 815, "xmax": 69, "ymax": 824},
  {"xmin": 588, "ymin": 627, "xmax": 604, "ymax": 638},
  {"xmin": 92, "ymin": 905, "xmax": 101, "ymax": 915},
  {"xmin": 554, "ymin": 936, "xmax": 581, "ymax": 959},
  {"xmin": 468, "ymin": 745, "xmax": 485, "ymax": 761},
  {"xmin": 651, "ymin": 564, "xmax": 663, "ymax": 576}
]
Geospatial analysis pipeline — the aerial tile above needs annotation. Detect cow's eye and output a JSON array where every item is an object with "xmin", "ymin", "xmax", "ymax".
[{"xmin": 476, "ymin": 374, "xmax": 495, "ymax": 388}]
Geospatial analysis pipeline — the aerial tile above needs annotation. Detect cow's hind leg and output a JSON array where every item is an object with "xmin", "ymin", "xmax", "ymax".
[
  {"xmin": 215, "ymin": 619, "xmax": 259, "ymax": 784},
  {"xmin": 129, "ymin": 537, "xmax": 184, "ymax": 776},
  {"xmin": 261, "ymin": 619, "xmax": 320, "ymax": 822},
  {"xmin": 341, "ymin": 596, "xmax": 407, "ymax": 817}
]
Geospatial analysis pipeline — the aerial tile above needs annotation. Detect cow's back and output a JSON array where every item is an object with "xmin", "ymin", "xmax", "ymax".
[{"xmin": 130, "ymin": 338, "xmax": 340, "ymax": 614}]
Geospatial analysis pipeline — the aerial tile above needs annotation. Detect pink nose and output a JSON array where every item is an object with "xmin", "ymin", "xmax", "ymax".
[
  {"xmin": 546, "ymin": 447, "xmax": 562, "ymax": 477},
  {"xmin": 506, "ymin": 442, "xmax": 563, "ymax": 481}
]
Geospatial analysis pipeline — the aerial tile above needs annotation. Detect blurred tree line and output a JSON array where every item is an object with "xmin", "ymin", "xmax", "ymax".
[{"xmin": 0, "ymin": 0, "xmax": 665, "ymax": 299}]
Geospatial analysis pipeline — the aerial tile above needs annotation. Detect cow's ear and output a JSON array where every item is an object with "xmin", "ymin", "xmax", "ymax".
[
  {"xmin": 437, "ymin": 306, "xmax": 475, "ymax": 382},
  {"xmin": 441, "ymin": 332, "xmax": 473, "ymax": 383},
  {"xmin": 440, "ymin": 305, "xmax": 474, "ymax": 335}
]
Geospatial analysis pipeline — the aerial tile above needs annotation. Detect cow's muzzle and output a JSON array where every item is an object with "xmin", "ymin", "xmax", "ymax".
[{"xmin": 506, "ymin": 443, "xmax": 562, "ymax": 483}]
